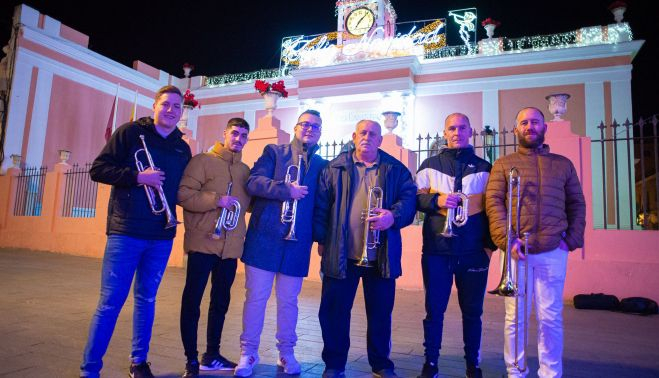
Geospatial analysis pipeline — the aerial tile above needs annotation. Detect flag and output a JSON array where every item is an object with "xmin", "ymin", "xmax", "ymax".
[
  {"xmin": 104, "ymin": 84, "xmax": 120, "ymax": 142},
  {"xmin": 129, "ymin": 90, "xmax": 139, "ymax": 122}
]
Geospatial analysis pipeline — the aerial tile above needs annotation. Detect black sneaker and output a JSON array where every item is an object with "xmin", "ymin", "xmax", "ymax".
[
  {"xmin": 417, "ymin": 362, "xmax": 438, "ymax": 378},
  {"xmin": 466, "ymin": 365, "xmax": 483, "ymax": 378},
  {"xmin": 200, "ymin": 353, "xmax": 237, "ymax": 371},
  {"xmin": 129, "ymin": 362, "xmax": 154, "ymax": 378},
  {"xmin": 182, "ymin": 360, "xmax": 199, "ymax": 378}
]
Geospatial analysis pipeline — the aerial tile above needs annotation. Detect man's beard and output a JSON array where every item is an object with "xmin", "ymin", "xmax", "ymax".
[{"xmin": 518, "ymin": 131, "xmax": 545, "ymax": 148}]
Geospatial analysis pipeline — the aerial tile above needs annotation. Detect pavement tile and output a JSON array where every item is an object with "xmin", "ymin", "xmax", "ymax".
[{"xmin": 1, "ymin": 248, "xmax": 659, "ymax": 378}]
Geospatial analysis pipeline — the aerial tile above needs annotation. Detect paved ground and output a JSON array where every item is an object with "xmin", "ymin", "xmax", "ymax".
[{"xmin": 1, "ymin": 248, "xmax": 658, "ymax": 378}]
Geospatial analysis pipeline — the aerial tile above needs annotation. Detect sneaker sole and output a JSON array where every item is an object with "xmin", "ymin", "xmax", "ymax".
[
  {"xmin": 199, "ymin": 365, "xmax": 235, "ymax": 371},
  {"xmin": 234, "ymin": 357, "xmax": 259, "ymax": 377}
]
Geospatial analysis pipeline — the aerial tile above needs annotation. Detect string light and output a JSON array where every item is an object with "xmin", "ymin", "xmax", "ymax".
[
  {"xmin": 205, "ymin": 68, "xmax": 284, "ymax": 88},
  {"xmin": 204, "ymin": 23, "xmax": 633, "ymax": 88}
]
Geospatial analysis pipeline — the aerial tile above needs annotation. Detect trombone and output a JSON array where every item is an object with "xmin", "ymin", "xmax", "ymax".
[
  {"xmin": 440, "ymin": 191, "xmax": 469, "ymax": 238},
  {"xmin": 134, "ymin": 135, "xmax": 179, "ymax": 229},
  {"xmin": 488, "ymin": 167, "xmax": 530, "ymax": 373},
  {"xmin": 356, "ymin": 186, "xmax": 383, "ymax": 267},
  {"xmin": 210, "ymin": 182, "xmax": 241, "ymax": 240},
  {"xmin": 281, "ymin": 154, "xmax": 302, "ymax": 241}
]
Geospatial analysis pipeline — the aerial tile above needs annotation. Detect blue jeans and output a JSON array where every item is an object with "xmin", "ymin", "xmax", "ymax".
[
  {"xmin": 80, "ymin": 235, "xmax": 173, "ymax": 377},
  {"xmin": 421, "ymin": 252, "xmax": 490, "ymax": 367},
  {"xmin": 319, "ymin": 260, "xmax": 396, "ymax": 372}
]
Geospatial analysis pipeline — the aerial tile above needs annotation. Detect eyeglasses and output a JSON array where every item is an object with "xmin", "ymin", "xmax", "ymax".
[{"xmin": 296, "ymin": 122, "xmax": 322, "ymax": 131}]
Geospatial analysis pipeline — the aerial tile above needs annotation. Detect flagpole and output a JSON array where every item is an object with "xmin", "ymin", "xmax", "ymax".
[
  {"xmin": 112, "ymin": 83, "xmax": 120, "ymax": 133},
  {"xmin": 130, "ymin": 89, "xmax": 138, "ymax": 122}
]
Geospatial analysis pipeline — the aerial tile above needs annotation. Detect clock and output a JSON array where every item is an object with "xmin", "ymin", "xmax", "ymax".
[{"xmin": 345, "ymin": 7, "xmax": 376, "ymax": 36}]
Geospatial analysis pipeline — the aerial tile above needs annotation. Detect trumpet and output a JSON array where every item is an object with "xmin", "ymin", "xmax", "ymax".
[
  {"xmin": 210, "ymin": 182, "xmax": 241, "ymax": 240},
  {"xmin": 134, "ymin": 135, "xmax": 179, "ymax": 229},
  {"xmin": 488, "ymin": 167, "xmax": 530, "ymax": 372},
  {"xmin": 281, "ymin": 154, "xmax": 302, "ymax": 241},
  {"xmin": 440, "ymin": 191, "xmax": 469, "ymax": 238},
  {"xmin": 356, "ymin": 186, "xmax": 383, "ymax": 267}
]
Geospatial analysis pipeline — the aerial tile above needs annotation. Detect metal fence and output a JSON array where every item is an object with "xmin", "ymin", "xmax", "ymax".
[
  {"xmin": 317, "ymin": 126, "xmax": 518, "ymax": 165},
  {"xmin": 13, "ymin": 166, "xmax": 47, "ymax": 216},
  {"xmin": 316, "ymin": 117, "xmax": 659, "ymax": 231},
  {"xmin": 62, "ymin": 163, "xmax": 98, "ymax": 218},
  {"xmin": 594, "ymin": 116, "xmax": 658, "ymax": 230}
]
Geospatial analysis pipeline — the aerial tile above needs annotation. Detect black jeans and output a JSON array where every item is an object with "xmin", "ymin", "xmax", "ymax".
[
  {"xmin": 421, "ymin": 251, "xmax": 490, "ymax": 366},
  {"xmin": 180, "ymin": 252, "xmax": 237, "ymax": 361},
  {"xmin": 319, "ymin": 260, "xmax": 396, "ymax": 372}
]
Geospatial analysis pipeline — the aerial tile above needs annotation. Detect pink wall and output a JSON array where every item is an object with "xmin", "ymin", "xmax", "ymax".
[
  {"xmin": 414, "ymin": 92, "xmax": 483, "ymax": 136},
  {"xmin": 499, "ymin": 85, "xmax": 586, "ymax": 135},
  {"xmin": 59, "ymin": 24, "xmax": 89, "ymax": 47},
  {"xmin": 256, "ymin": 107, "xmax": 299, "ymax": 136},
  {"xmin": 196, "ymin": 113, "xmax": 244, "ymax": 154},
  {"xmin": 20, "ymin": 67, "xmax": 39, "ymax": 160},
  {"xmin": 325, "ymin": 99, "xmax": 383, "ymax": 142},
  {"xmin": 43, "ymin": 76, "xmax": 150, "ymax": 167}
]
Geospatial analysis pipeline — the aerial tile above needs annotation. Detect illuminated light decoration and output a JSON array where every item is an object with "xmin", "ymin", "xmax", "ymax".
[
  {"xmin": 204, "ymin": 22, "xmax": 633, "ymax": 89},
  {"xmin": 479, "ymin": 37, "xmax": 503, "ymax": 56},
  {"xmin": 279, "ymin": 19, "xmax": 446, "ymax": 71},
  {"xmin": 334, "ymin": 0, "xmax": 397, "ymax": 18},
  {"xmin": 205, "ymin": 68, "xmax": 283, "ymax": 88},
  {"xmin": 448, "ymin": 8, "xmax": 478, "ymax": 55},
  {"xmin": 335, "ymin": 0, "xmax": 373, "ymax": 15}
]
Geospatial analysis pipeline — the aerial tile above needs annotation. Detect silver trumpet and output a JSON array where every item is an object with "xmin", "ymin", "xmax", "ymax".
[
  {"xmin": 440, "ymin": 191, "xmax": 469, "ymax": 237},
  {"xmin": 281, "ymin": 154, "xmax": 302, "ymax": 241},
  {"xmin": 210, "ymin": 182, "xmax": 241, "ymax": 240},
  {"xmin": 356, "ymin": 186, "xmax": 383, "ymax": 267},
  {"xmin": 488, "ymin": 167, "xmax": 530, "ymax": 373},
  {"xmin": 134, "ymin": 135, "xmax": 179, "ymax": 229}
]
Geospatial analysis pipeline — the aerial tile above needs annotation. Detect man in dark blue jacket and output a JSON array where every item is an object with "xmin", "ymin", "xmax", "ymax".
[
  {"xmin": 80, "ymin": 85, "xmax": 191, "ymax": 378},
  {"xmin": 313, "ymin": 120, "xmax": 417, "ymax": 378},
  {"xmin": 235, "ymin": 110, "xmax": 328, "ymax": 377},
  {"xmin": 415, "ymin": 113, "xmax": 495, "ymax": 378}
]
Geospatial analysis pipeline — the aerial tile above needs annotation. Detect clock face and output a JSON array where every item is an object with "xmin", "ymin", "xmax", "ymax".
[{"xmin": 346, "ymin": 7, "xmax": 375, "ymax": 36}]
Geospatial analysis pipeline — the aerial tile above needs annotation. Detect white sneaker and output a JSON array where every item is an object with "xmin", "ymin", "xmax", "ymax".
[
  {"xmin": 234, "ymin": 354, "xmax": 259, "ymax": 377},
  {"xmin": 277, "ymin": 354, "xmax": 301, "ymax": 375}
]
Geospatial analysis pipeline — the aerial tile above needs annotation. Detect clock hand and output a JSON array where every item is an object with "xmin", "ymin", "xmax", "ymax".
[{"xmin": 357, "ymin": 14, "xmax": 368, "ymax": 28}]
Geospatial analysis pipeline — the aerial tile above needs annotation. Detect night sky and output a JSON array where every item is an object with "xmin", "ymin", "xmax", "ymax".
[{"xmin": 1, "ymin": 0, "xmax": 657, "ymax": 119}]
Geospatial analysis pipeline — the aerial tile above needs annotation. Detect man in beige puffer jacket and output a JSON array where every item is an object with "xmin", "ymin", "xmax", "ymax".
[
  {"xmin": 486, "ymin": 107, "xmax": 585, "ymax": 378},
  {"xmin": 177, "ymin": 118, "xmax": 252, "ymax": 378}
]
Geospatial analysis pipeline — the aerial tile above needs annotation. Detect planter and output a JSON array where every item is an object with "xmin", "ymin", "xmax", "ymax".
[
  {"xmin": 545, "ymin": 93, "xmax": 571, "ymax": 121},
  {"xmin": 262, "ymin": 91, "xmax": 282, "ymax": 117}
]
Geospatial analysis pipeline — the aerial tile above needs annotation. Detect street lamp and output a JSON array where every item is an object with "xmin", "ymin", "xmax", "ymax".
[{"xmin": 482, "ymin": 125, "xmax": 495, "ymax": 163}]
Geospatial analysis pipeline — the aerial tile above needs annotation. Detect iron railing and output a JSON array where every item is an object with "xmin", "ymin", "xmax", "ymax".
[
  {"xmin": 594, "ymin": 116, "xmax": 658, "ymax": 230},
  {"xmin": 13, "ymin": 166, "xmax": 47, "ymax": 216},
  {"xmin": 62, "ymin": 163, "xmax": 98, "ymax": 218},
  {"xmin": 316, "ymin": 117, "xmax": 658, "ymax": 231}
]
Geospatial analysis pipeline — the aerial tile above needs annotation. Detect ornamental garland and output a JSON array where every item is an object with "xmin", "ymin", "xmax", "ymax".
[
  {"xmin": 204, "ymin": 23, "xmax": 632, "ymax": 88},
  {"xmin": 205, "ymin": 68, "xmax": 285, "ymax": 88}
]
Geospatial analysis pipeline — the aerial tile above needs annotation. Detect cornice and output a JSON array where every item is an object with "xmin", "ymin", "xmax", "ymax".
[
  {"xmin": 291, "ymin": 55, "xmax": 421, "ymax": 81},
  {"xmin": 417, "ymin": 40, "xmax": 644, "ymax": 75},
  {"xmin": 20, "ymin": 25, "xmax": 166, "ymax": 91}
]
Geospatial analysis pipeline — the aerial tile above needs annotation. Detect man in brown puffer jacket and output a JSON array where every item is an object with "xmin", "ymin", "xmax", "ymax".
[
  {"xmin": 177, "ymin": 118, "xmax": 252, "ymax": 378},
  {"xmin": 485, "ymin": 107, "xmax": 585, "ymax": 378}
]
